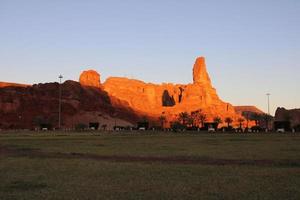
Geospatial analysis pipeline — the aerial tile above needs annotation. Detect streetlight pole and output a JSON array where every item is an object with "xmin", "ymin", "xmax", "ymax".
[
  {"xmin": 58, "ymin": 75, "xmax": 63, "ymax": 130},
  {"xmin": 266, "ymin": 93, "xmax": 270, "ymax": 131},
  {"xmin": 266, "ymin": 93, "xmax": 270, "ymax": 115}
]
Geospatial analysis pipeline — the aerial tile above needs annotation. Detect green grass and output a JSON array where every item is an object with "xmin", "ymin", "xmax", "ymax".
[{"xmin": 0, "ymin": 131, "xmax": 300, "ymax": 199}]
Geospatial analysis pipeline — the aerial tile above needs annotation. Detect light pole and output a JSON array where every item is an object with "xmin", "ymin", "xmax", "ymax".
[
  {"xmin": 266, "ymin": 93, "xmax": 270, "ymax": 115},
  {"xmin": 58, "ymin": 75, "xmax": 63, "ymax": 130},
  {"xmin": 266, "ymin": 93, "xmax": 271, "ymax": 130}
]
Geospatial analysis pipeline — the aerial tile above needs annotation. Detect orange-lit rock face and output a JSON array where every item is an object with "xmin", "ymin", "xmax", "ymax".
[
  {"xmin": 193, "ymin": 57, "xmax": 212, "ymax": 85},
  {"xmin": 79, "ymin": 70, "xmax": 101, "ymax": 88},
  {"xmin": 234, "ymin": 106, "xmax": 264, "ymax": 115},
  {"xmin": 0, "ymin": 82, "xmax": 30, "ymax": 88},
  {"xmin": 0, "ymin": 56, "xmax": 246, "ymax": 129},
  {"xmin": 103, "ymin": 57, "xmax": 242, "ymax": 126}
]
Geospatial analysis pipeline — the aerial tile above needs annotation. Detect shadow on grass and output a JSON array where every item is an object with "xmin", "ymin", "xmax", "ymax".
[
  {"xmin": 1, "ymin": 145, "xmax": 300, "ymax": 167},
  {"xmin": 7, "ymin": 181, "xmax": 47, "ymax": 191}
]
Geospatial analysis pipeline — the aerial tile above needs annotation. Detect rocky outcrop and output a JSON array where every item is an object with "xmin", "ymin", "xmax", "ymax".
[
  {"xmin": 0, "ymin": 81, "xmax": 137, "ymax": 129},
  {"xmin": 0, "ymin": 82, "xmax": 30, "ymax": 88},
  {"xmin": 79, "ymin": 70, "xmax": 101, "ymax": 88},
  {"xmin": 103, "ymin": 57, "xmax": 242, "ymax": 126},
  {"xmin": 193, "ymin": 57, "xmax": 212, "ymax": 85},
  {"xmin": 275, "ymin": 107, "xmax": 300, "ymax": 127},
  {"xmin": 0, "ymin": 56, "xmax": 250, "ymax": 129},
  {"xmin": 234, "ymin": 106, "xmax": 264, "ymax": 115}
]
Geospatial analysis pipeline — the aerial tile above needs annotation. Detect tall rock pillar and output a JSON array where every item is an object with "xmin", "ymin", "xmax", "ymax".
[{"xmin": 193, "ymin": 57, "xmax": 212, "ymax": 86}]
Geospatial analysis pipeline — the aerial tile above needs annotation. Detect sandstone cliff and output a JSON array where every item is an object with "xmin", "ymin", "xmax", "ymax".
[
  {"xmin": 234, "ymin": 106, "xmax": 264, "ymax": 115},
  {"xmin": 1, "ymin": 56, "xmax": 248, "ymax": 129},
  {"xmin": 0, "ymin": 82, "xmax": 30, "ymax": 88},
  {"xmin": 79, "ymin": 70, "xmax": 101, "ymax": 88},
  {"xmin": 102, "ymin": 57, "xmax": 241, "ymax": 126},
  {"xmin": 0, "ymin": 81, "xmax": 137, "ymax": 129}
]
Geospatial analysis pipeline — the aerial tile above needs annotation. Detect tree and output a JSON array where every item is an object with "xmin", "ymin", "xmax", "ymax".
[
  {"xmin": 138, "ymin": 116, "xmax": 149, "ymax": 130},
  {"xmin": 237, "ymin": 118, "xmax": 245, "ymax": 129},
  {"xmin": 242, "ymin": 111, "xmax": 251, "ymax": 128},
  {"xmin": 75, "ymin": 123, "xmax": 87, "ymax": 131},
  {"xmin": 213, "ymin": 117, "xmax": 222, "ymax": 129},
  {"xmin": 224, "ymin": 117, "xmax": 233, "ymax": 128},
  {"xmin": 158, "ymin": 115, "xmax": 166, "ymax": 129},
  {"xmin": 186, "ymin": 116, "xmax": 194, "ymax": 127},
  {"xmin": 191, "ymin": 109, "xmax": 206, "ymax": 128},
  {"xmin": 250, "ymin": 113, "xmax": 262, "ymax": 126},
  {"xmin": 263, "ymin": 114, "xmax": 273, "ymax": 130},
  {"xmin": 178, "ymin": 112, "xmax": 190, "ymax": 126},
  {"xmin": 191, "ymin": 110, "xmax": 200, "ymax": 127},
  {"xmin": 32, "ymin": 115, "xmax": 53, "ymax": 129},
  {"xmin": 101, "ymin": 124, "xmax": 107, "ymax": 131},
  {"xmin": 199, "ymin": 114, "xmax": 207, "ymax": 128},
  {"xmin": 171, "ymin": 121, "xmax": 186, "ymax": 132}
]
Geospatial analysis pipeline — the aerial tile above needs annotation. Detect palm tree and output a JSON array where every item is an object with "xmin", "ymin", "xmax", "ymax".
[
  {"xmin": 250, "ymin": 113, "xmax": 262, "ymax": 126},
  {"xmin": 186, "ymin": 116, "xmax": 194, "ymax": 127},
  {"xmin": 224, "ymin": 117, "xmax": 233, "ymax": 128},
  {"xmin": 191, "ymin": 109, "xmax": 201, "ymax": 127},
  {"xmin": 199, "ymin": 114, "xmax": 207, "ymax": 128},
  {"xmin": 178, "ymin": 112, "xmax": 189, "ymax": 126},
  {"xmin": 242, "ymin": 111, "xmax": 250, "ymax": 128},
  {"xmin": 263, "ymin": 114, "xmax": 273, "ymax": 130},
  {"xmin": 158, "ymin": 115, "xmax": 166, "ymax": 129},
  {"xmin": 237, "ymin": 118, "xmax": 245, "ymax": 129},
  {"xmin": 213, "ymin": 117, "xmax": 222, "ymax": 129}
]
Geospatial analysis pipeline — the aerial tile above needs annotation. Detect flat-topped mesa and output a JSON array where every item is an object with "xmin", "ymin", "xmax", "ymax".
[
  {"xmin": 193, "ymin": 57, "xmax": 212, "ymax": 86},
  {"xmin": 79, "ymin": 70, "xmax": 101, "ymax": 88}
]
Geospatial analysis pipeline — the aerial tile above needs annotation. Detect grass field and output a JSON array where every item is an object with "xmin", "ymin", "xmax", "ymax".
[{"xmin": 0, "ymin": 131, "xmax": 300, "ymax": 200}]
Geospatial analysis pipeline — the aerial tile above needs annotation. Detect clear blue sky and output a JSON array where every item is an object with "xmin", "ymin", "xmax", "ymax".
[{"xmin": 0, "ymin": 0, "xmax": 299, "ymax": 114}]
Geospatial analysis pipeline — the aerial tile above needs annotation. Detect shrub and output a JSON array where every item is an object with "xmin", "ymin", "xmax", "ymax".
[
  {"xmin": 75, "ymin": 123, "xmax": 87, "ymax": 131},
  {"xmin": 171, "ymin": 121, "xmax": 186, "ymax": 132}
]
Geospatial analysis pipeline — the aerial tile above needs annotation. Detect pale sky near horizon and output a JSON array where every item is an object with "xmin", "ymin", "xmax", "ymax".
[{"xmin": 0, "ymin": 0, "xmax": 299, "ymax": 115}]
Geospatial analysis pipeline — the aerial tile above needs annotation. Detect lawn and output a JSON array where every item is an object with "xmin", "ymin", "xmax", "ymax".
[{"xmin": 0, "ymin": 131, "xmax": 300, "ymax": 200}]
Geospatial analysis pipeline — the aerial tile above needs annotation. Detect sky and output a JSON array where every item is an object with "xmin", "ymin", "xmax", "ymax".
[{"xmin": 0, "ymin": 0, "xmax": 299, "ymax": 115}]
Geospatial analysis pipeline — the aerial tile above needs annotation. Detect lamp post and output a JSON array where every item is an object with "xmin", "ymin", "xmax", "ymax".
[
  {"xmin": 266, "ymin": 93, "xmax": 271, "ymax": 130},
  {"xmin": 58, "ymin": 75, "xmax": 63, "ymax": 130},
  {"xmin": 266, "ymin": 93, "xmax": 270, "ymax": 115}
]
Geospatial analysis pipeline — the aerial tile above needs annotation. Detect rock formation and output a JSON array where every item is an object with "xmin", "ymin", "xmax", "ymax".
[
  {"xmin": 234, "ymin": 106, "xmax": 264, "ymax": 115},
  {"xmin": 275, "ymin": 107, "xmax": 300, "ymax": 127},
  {"xmin": 103, "ymin": 57, "xmax": 242, "ymax": 126},
  {"xmin": 0, "ymin": 81, "xmax": 137, "ymax": 129},
  {"xmin": 193, "ymin": 57, "xmax": 212, "ymax": 85},
  {"xmin": 0, "ymin": 82, "xmax": 30, "ymax": 88},
  {"xmin": 79, "ymin": 70, "xmax": 101, "ymax": 88},
  {"xmin": 0, "ymin": 56, "xmax": 250, "ymax": 129}
]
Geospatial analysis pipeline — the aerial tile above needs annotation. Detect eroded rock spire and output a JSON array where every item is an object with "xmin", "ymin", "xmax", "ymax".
[{"xmin": 193, "ymin": 57, "xmax": 212, "ymax": 86}]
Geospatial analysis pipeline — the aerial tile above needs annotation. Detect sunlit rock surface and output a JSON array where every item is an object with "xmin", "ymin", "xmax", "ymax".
[
  {"xmin": 103, "ymin": 57, "xmax": 241, "ymax": 125},
  {"xmin": 0, "ymin": 56, "xmax": 250, "ymax": 129},
  {"xmin": 79, "ymin": 70, "xmax": 101, "ymax": 88}
]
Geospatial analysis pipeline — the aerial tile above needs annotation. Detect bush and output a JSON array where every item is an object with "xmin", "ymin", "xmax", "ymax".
[
  {"xmin": 251, "ymin": 126, "xmax": 263, "ymax": 132},
  {"xmin": 171, "ymin": 121, "xmax": 186, "ymax": 132},
  {"xmin": 75, "ymin": 123, "xmax": 88, "ymax": 131}
]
